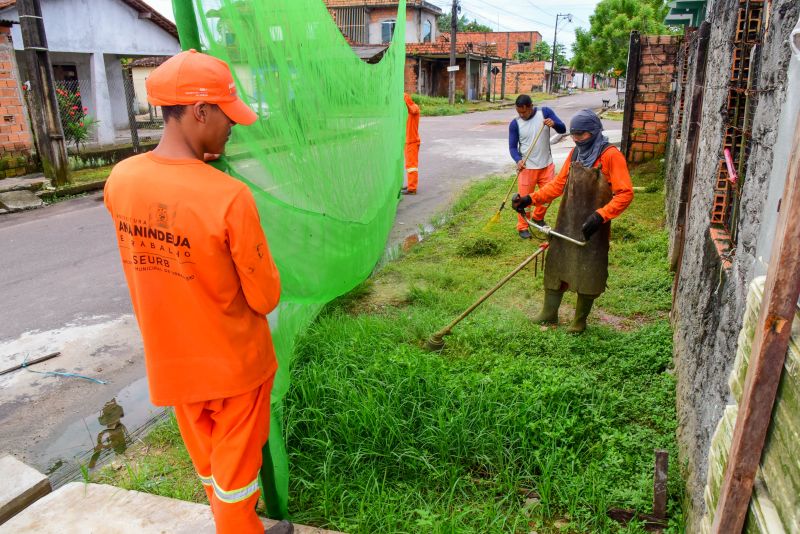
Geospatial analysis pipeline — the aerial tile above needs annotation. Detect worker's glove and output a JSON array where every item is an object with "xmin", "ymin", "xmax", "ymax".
[
  {"xmin": 581, "ymin": 212, "xmax": 604, "ymax": 240},
  {"xmin": 511, "ymin": 193, "xmax": 532, "ymax": 214}
]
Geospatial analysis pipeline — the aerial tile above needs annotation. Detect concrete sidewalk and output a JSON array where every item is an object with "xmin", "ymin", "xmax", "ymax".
[{"xmin": 0, "ymin": 481, "xmax": 341, "ymax": 534}]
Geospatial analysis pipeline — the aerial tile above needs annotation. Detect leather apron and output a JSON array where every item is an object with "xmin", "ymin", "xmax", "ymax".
[{"xmin": 543, "ymin": 150, "xmax": 613, "ymax": 296}]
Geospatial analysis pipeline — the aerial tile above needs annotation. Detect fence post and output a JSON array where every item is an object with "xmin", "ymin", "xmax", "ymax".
[
  {"xmin": 122, "ymin": 66, "xmax": 140, "ymax": 153},
  {"xmin": 18, "ymin": 0, "xmax": 69, "ymax": 186},
  {"xmin": 620, "ymin": 30, "xmax": 641, "ymax": 160}
]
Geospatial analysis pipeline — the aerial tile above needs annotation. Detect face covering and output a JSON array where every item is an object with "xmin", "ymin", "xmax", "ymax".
[{"xmin": 570, "ymin": 109, "xmax": 608, "ymax": 167}]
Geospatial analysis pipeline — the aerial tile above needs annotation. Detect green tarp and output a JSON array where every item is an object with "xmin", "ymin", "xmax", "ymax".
[{"xmin": 172, "ymin": 0, "xmax": 408, "ymax": 518}]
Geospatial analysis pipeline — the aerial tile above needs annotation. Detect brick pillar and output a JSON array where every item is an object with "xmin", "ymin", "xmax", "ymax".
[
  {"xmin": 627, "ymin": 35, "xmax": 682, "ymax": 164},
  {"xmin": 0, "ymin": 24, "xmax": 36, "ymax": 178}
]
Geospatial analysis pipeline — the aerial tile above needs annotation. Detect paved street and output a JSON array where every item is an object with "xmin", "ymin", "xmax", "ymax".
[
  {"xmin": 391, "ymin": 89, "xmax": 621, "ymax": 243},
  {"xmin": 0, "ymin": 89, "xmax": 620, "ymax": 478}
]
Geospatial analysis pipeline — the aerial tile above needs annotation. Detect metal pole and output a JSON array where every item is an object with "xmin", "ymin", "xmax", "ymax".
[
  {"xmin": 448, "ymin": 0, "xmax": 458, "ymax": 105},
  {"xmin": 527, "ymin": 220, "xmax": 587, "ymax": 247},
  {"xmin": 550, "ymin": 16, "xmax": 559, "ymax": 93},
  {"xmin": 171, "ymin": 0, "xmax": 202, "ymax": 50},
  {"xmin": 18, "ymin": 0, "xmax": 69, "ymax": 186}
]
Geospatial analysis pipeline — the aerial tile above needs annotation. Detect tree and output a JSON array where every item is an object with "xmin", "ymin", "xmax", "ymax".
[
  {"xmin": 532, "ymin": 41, "xmax": 551, "ymax": 61},
  {"xmin": 437, "ymin": 14, "xmax": 493, "ymax": 34},
  {"xmin": 571, "ymin": 0, "xmax": 671, "ymax": 75}
]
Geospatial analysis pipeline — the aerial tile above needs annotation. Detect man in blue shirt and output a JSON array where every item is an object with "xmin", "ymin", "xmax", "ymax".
[{"xmin": 508, "ymin": 94, "xmax": 566, "ymax": 238}]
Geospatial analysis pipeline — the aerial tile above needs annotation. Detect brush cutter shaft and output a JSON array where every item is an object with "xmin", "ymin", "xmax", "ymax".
[
  {"xmin": 431, "ymin": 244, "xmax": 548, "ymax": 338},
  {"xmin": 527, "ymin": 220, "xmax": 587, "ymax": 246}
]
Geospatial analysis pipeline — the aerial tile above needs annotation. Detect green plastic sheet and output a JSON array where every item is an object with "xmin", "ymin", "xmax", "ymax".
[{"xmin": 171, "ymin": 0, "xmax": 408, "ymax": 518}]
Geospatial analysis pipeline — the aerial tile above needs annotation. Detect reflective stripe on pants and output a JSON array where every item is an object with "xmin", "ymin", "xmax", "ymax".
[{"xmin": 174, "ymin": 376, "xmax": 274, "ymax": 534}]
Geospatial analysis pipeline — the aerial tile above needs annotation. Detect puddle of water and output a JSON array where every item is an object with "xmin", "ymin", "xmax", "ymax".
[
  {"xmin": 43, "ymin": 376, "xmax": 167, "ymax": 488},
  {"xmin": 378, "ymin": 222, "xmax": 437, "ymax": 269}
]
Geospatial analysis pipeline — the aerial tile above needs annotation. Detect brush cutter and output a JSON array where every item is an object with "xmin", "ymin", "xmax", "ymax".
[
  {"xmin": 425, "ymin": 224, "xmax": 587, "ymax": 352},
  {"xmin": 485, "ymin": 123, "xmax": 547, "ymax": 228}
]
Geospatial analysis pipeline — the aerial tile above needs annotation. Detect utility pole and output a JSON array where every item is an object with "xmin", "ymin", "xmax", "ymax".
[
  {"xmin": 18, "ymin": 0, "xmax": 69, "ymax": 186},
  {"xmin": 448, "ymin": 0, "xmax": 459, "ymax": 105},
  {"xmin": 550, "ymin": 13, "xmax": 572, "ymax": 94}
]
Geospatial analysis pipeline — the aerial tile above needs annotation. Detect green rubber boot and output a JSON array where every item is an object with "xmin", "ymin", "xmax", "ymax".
[
  {"xmin": 532, "ymin": 289, "xmax": 563, "ymax": 324},
  {"xmin": 567, "ymin": 294, "xmax": 596, "ymax": 334}
]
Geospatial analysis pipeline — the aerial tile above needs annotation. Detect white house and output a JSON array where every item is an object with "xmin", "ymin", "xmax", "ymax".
[{"xmin": 0, "ymin": 0, "xmax": 180, "ymax": 145}]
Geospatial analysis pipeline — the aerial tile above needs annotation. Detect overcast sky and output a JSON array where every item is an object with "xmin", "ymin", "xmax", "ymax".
[{"xmin": 145, "ymin": 0, "xmax": 601, "ymax": 55}]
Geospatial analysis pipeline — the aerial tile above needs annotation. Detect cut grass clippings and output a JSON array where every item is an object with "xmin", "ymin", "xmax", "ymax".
[{"xmin": 95, "ymin": 158, "xmax": 682, "ymax": 533}]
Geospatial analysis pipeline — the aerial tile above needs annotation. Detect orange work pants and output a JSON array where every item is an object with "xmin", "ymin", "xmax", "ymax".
[
  {"xmin": 517, "ymin": 163, "xmax": 554, "ymax": 231},
  {"xmin": 405, "ymin": 141, "xmax": 420, "ymax": 192},
  {"xmin": 174, "ymin": 376, "xmax": 274, "ymax": 534}
]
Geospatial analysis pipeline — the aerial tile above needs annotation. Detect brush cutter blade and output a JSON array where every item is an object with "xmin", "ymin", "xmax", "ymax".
[{"xmin": 424, "ymin": 334, "xmax": 446, "ymax": 352}]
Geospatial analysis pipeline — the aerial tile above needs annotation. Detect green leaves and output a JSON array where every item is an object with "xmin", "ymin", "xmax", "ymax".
[{"xmin": 571, "ymin": 0, "xmax": 672, "ymax": 75}]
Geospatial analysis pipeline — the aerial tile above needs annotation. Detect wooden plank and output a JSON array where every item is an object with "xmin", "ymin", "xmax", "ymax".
[
  {"xmin": 653, "ymin": 449, "xmax": 669, "ymax": 520},
  {"xmin": 0, "ymin": 352, "xmax": 60, "ymax": 376},
  {"xmin": 711, "ymin": 113, "xmax": 800, "ymax": 533}
]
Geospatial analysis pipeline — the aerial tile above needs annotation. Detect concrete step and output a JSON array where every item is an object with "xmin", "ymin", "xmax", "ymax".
[
  {"xmin": 0, "ymin": 455, "xmax": 51, "ymax": 525},
  {"xmin": 0, "ymin": 174, "xmax": 47, "ymax": 194},
  {"xmin": 0, "ymin": 482, "xmax": 342, "ymax": 534},
  {"xmin": 0, "ymin": 190, "xmax": 44, "ymax": 212}
]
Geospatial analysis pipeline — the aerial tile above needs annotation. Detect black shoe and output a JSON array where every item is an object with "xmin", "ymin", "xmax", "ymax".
[
  {"xmin": 531, "ymin": 219, "xmax": 546, "ymax": 227},
  {"xmin": 265, "ymin": 520, "xmax": 294, "ymax": 534},
  {"xmin": 401, "ymin": 187, "xmax": 416, "ymax": 195},
  {"xmin": 518, "ymin": 229, "xmax": 532, "ymax": 239}
]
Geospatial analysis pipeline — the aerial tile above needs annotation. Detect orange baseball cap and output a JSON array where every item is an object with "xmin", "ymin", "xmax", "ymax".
[{"xmin": 146, "ymin": 49, "xmax": 257, "ymax": 125}]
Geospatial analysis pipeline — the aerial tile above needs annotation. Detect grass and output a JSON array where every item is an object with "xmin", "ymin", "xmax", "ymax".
[
  {"xmin": 95, "ymin": 158, "xmax": 681, "ymax": 532},
  {"xmin": 411, "ymin": 92, "xmax": 550, "ymax": 117},
  {"xmin": 69, "ymin": 164, "xmax": 114, "ymax": 185},
  {"xmin": 601, "ymin": 111, "xmax": 625, "ymax": 121}
]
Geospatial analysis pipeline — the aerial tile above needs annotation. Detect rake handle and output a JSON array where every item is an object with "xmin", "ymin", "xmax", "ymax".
[{"xmin": 430, "ymin": 243, "xmax": 549, "ymax": 340}]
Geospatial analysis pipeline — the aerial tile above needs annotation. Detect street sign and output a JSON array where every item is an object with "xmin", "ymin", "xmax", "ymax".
[
  {"xmin": 447, "ymin": 65, "xmax": 460, "ymax": 72},
  {"xmin": 491, "ymin": 66, "xmax": 500, "ymax": 75}
]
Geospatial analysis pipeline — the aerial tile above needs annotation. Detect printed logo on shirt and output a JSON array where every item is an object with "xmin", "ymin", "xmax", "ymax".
[{"xmin": 114, "ymin": 213, "xmax": 196, "ymax": 281}]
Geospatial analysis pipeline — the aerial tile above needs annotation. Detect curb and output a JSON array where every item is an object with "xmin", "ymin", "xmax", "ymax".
[{"xmin": 37, "ymin": 179, "xmax": 106, "ymax": 201}]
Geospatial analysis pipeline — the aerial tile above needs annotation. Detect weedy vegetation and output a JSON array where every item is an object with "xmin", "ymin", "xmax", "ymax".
[{"xmin": 96, "ymin": 159, "xmax": 682, "ymax": 533}]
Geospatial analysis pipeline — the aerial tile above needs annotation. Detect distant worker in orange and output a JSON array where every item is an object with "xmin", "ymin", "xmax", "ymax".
[
  {"xmin": 104, "ymin": 50, "xmax": 292, "ymax": 534},
  {"xmin": 513, "ymin": 109, "xmax": 633, "ymax": 333},
  {"xmin": 403, "ymin": 92, "xmax": 420, "ymax": 195}
]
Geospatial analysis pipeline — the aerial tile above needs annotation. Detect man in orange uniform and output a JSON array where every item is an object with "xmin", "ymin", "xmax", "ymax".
[
  {"xmin": 402, "ymin": 92, "xmax": 420, "ymax": 194},
  {"xmin": 104, "ymin": 50, "xmax": 292, "ymax": 534},
  {"xmin": 513, "ymin": 109, "xmax": 633, "ymax": 333}
]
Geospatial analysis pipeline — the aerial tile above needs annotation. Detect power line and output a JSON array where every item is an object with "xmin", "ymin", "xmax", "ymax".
[{"xmin": 467, "ymin": 0, "xmax": 556, "ymax": 29}]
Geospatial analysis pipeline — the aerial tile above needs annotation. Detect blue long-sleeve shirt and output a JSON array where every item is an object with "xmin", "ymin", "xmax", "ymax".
[{"xmin": 508, "ymin": 107, "xmax": 566, "ymax": 162}]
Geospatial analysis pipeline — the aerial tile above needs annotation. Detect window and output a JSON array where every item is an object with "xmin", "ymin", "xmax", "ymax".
[
  {"xmin": 381, "ymin": 20, "xmax": 395, "ymax": 43},
  {"xmin": 517, "ymin": 42, "xmax": 531, "ymax": 53},
  {"xmin": 422, "ymin": 20, "xmax": 432, "ymax": 43}
]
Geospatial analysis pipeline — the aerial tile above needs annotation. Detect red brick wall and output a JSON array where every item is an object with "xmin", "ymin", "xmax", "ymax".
[
  {"xmin": 627, "ymin": 35, "xmax": 681, "ymax": 164},
  {"xmin": 504, "ymin": 61, "xmax": 546, "ymax": 94},
  {"xmin": 455, "ymin": 31, "xmax": 542, "ymax": 60},
  {"xmin": 0, "ymin": 25, "xmax": 35, "ymax": 178},
  {"xmin": 404, "ymin": 57, "xmax": 418, "ymax": 93}
]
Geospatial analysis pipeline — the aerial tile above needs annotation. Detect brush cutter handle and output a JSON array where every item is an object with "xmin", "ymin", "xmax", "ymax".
[
  {"xmin": 432, "ymin": 243, "xmax": 549, "ymax": 338},
  {"xmin": 527, "ymin": 220, "xmax": 587, "ymax": 247}
]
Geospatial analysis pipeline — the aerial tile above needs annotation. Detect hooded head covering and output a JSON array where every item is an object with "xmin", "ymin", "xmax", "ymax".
[{"xmin": 570, "ymin": 109, "xmax": 608, "ymax": 167}]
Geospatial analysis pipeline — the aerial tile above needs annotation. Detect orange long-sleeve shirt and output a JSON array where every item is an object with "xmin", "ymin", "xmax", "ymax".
[
  {"xmin": 104, "ymin": 152, "xmax": 280, "ymax": 406},
  {"xmin": 532, "ymin": 146, "xmax": 634, "ymax": 221},
  {"xmin": 404, "ymin": 92, "xmax": 420, "ymax": 145}
]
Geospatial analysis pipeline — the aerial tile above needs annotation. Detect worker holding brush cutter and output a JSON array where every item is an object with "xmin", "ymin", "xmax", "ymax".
[
  {"xmin": 508, "ymin": 94, "xmax": 566, "ymax": 239},
  {"xmin": 512, "ymin": 109, "xmax": 633, "ymax": 333}
]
